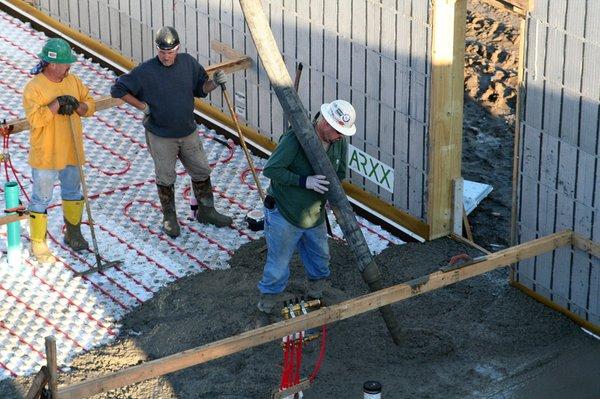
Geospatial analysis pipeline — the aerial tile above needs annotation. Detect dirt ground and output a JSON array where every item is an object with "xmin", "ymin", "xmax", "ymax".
[
  {"xmin": 3, "ymin": 237, "xmax": 595, "ymax": 398},
  {"xmin": 2, "ymin": 1, "xmax": 599, "ymax": 399}
]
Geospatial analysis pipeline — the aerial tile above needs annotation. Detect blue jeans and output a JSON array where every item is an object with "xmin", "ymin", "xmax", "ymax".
[
  {"xmin": 258, "ymin": 205, "xmax": 330, "ymax": 294},
  {"xmin": 28, "ymin": 166, "xmax": 82, "ymax": 213}
]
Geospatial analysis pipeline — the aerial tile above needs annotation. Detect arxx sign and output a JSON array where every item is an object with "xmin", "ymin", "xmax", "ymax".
[{"xmin": 347, "ymin": 144, "xmax": 394, "ymax": 193}]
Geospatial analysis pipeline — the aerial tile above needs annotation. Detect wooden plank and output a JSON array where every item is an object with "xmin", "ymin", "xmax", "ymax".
[
  {"xmin": 45, "ymin": 336, "xmax": 57, "ymax": 398},
  {"xmin": 57, "ymin": 231, "xmax": 572, "ymax": 399},
  {"xmin": 572, "ymin": 233, "xmax": 600, "ymax": 260},
  {"xmin": 7, "ymin": 97, "xmax": 123, "ymax": 134},
  {"xmin": 0, "ymin": 213, "xmax": 28, "ymax": 226},
  {"xmin": 480, "ymin": 0, "xmax": 528, "ymax": 17},
  {"xmin": 5, "ymin": 53, "xmax": 248, "ymax": 136},
  {"xmin": 272, "ymin": 378, "xmax": 311, "ymax": 399},
  {"xmin": 211, "ymin": 40, "xmax": 247, "ymax": 61},
  {"xmin": 25, "ymin": 366, "xmax": 48, "ymax": 399},
  {"xmin": 427, "ymin": 0, "xmax": 466, "ymax": 239}
]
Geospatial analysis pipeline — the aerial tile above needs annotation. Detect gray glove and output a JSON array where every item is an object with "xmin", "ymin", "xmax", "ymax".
[
  {"xmin": 57, "ymin": 95, "xmax": 79, "ymax": 116},
  {"xmin": 305, "ymin": 175, "xmax": 329, "ymax": 194},
  {"xmin": 213, "ymin": 70, "xmax": 227, "ymax": 87}
]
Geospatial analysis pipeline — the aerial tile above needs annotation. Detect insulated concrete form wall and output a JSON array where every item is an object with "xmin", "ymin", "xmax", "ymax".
[
  {"xmin": 34, "ymin": 0, "xmax": 432, "ymax": 222},
  {"xmin": 515, "ymin": 0, "xmax": 600, "ymax": 326}
]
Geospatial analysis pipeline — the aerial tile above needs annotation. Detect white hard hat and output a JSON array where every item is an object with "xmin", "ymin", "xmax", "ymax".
[{"xmin": 320, "ymin": 99, "xmax": 356, "ymax": 136}]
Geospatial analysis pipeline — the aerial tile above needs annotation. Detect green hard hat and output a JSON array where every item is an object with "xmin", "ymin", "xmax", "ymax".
[{"xmin": 38, "ymin": 38, "xmax": 77, "ymax": 64}]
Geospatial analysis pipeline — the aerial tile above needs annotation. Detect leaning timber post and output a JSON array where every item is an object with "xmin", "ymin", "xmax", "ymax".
[
  {"xmin": 238, "ymin": 0, "xmax": 402, "ymax": 344},
  {"xmin": 45, "ymin": 336, "xmax": 58, "ymax": 398}
]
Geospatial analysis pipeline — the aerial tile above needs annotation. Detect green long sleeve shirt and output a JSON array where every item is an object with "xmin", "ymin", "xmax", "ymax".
[{"xmin": 263, "ymin": 130, "xmax": 347, "ymax": 229}]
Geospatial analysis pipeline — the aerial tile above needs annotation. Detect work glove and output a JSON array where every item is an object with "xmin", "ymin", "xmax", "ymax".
[
  {"xmin": 57, "ymin": 95, "xmax": 79, "ymax": 116},
  {"xmin": 141, "ymin": 102, "xmax": 151, "ymax": 115},
  {"xmin": 304, "ymin": 175, "xmax": 329, "ymax": 194},
  {"xmin": 213, "ymin": 70, "xmax": 227, "ymax": 87}
]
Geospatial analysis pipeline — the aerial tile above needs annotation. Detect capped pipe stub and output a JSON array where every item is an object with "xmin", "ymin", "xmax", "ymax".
[
  {"xmin": 363, "ymin": 380, "xmax": 382, "ymax": 398},
  {"xmin": 245, "ymin": 209, "xmax": 264, "ymax": 231}
]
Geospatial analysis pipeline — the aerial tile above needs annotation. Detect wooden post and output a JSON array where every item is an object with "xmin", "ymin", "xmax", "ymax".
[
  {"xmin": 45, "ymin": 336, "xmax": 58, "ymax": 399},
  {"xmin": 427, "ymin": 0, "xmax": 467, "ymax": 239},
  {"xmin": 237, "ymin": 0, "xmax": 402, "ymax": 344}
]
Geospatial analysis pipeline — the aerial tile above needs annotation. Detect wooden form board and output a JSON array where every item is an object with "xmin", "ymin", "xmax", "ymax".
[
  {"xmin": 32, "ymin": 0, "xmax": 434, "ymax": 225},
  {"xmin": 515, "ymin": 0, "xmax": 600, "ymax": 328}
]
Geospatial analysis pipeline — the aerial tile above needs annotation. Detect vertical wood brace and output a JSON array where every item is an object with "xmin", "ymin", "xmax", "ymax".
[
  {"xmin": 427, "ymin": 0, "xmax": 467, "ymax": 239},
  {"xmin": 510, "ymin": 17, "xmax": 528, "ymax": 280},
  {"xmin": 45, "ymin": 336, "xmax": 58, "ymax": 398}
]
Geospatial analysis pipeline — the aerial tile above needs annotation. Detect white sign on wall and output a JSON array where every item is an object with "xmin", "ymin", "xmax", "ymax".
[
  {"xmin": 234, "ymin": 91, "xmax": 246, "ymax": 119},
  {"xmin": 347, "ymin": 144, "xmax": 394, "ymax": 193}
]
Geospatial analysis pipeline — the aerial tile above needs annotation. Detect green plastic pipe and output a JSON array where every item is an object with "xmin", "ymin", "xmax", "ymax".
[{"xmin": 4, "ymin": 181, "xmax": 21, "ymax": 266}]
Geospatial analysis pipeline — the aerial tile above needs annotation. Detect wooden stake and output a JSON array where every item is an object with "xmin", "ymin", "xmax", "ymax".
[
  {"xmin": 56, "ymin": 231, "xmax": 572, "ymax": 399},
  {"xmin": 237, "ymin": 0, "xmax": 402, "ymax": 344},
  {"xmin": 45, "ymin": 336, "xmax": 58, "ymax": 398},
  {"xmin": 25, "ymin": 366, "xmax": 48, "ymax": 399}
]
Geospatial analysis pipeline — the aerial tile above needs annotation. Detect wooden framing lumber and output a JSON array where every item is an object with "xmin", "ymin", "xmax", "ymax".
[
  {"xmin": 45, "ymin": 336, "xmax": 58, "ymax": 398},
  {"xmin": 7, "ymin": 97, "xmax": 123, "ymax": 135},
  {"xmin": 56, "ymin": 231, "xmax": 571, "ymax": 399},
  {"xmin": 479, "ymin": 0, "xmax": 528, "ymax": 17},
  {"xmin": 272, "ymin": 378, "xmax": 310, "ymax": 399},
  {"xmin": 427, "ymin": 0, "xmax": 467, "ymax": 239},
  {"xmin": 572, "ymin": 233, "xmax": 600, "ymax": 260},
  {"xmin": 0, "ymin": 213, "xmax": 28, "ymax": 225},
  {"xmin": 25, "ymin": 366, "xmax": 48, "ymax": 399}
]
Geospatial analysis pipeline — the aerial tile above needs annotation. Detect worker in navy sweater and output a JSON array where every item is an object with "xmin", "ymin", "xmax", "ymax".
[{"xmin": 110, "ymin": 26, "xmax": 232, "ymax": 237}]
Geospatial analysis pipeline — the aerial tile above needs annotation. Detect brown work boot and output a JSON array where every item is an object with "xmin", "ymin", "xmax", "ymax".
[
  {"xmin": 29, "ymin": 212, "xmax": 57, "ymax": 264},
  {"xmin": 156, "ymin": 184, "xmax": 180, "ymax": 237},
  {"xmin": 62, "ymin": 199, "xmax": 89, "ymax": 251},
  {"xmin": 192, "ymin": 178, "xmax": 233, "ymax": 228}
]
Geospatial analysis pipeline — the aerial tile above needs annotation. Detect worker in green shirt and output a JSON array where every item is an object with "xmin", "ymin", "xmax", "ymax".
[{"xmin": 256, "ymin": 99, "xmax": 356, "ymax": 322}]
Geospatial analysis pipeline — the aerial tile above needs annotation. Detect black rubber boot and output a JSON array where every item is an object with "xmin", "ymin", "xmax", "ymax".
[
  {"xmin": 192, "ymin": 178, "xmax": 233, "ymax": 228},
  {"xmin": 156, "ymin": 184, "xmax": 180, "ymax": 238}
]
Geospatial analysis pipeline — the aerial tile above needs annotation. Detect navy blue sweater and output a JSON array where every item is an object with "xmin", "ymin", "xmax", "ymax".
[{"xmin": 110, "ymin": 54, "xmax": 208, "ymax": 138}]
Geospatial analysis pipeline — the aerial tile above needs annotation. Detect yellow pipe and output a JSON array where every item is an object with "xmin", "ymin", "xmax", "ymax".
[{"xmin": 2, "ymin": 0, "xmax": 428, "ymax": 240}]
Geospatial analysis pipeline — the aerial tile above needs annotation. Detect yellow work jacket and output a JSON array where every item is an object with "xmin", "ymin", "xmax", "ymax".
[{"xmin": 22, "ymin": 73, "xmax": 95, "ymax": 170}]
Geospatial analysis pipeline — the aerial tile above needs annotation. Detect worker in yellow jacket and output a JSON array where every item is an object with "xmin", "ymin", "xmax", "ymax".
[{"xmin": 22, "ymin": 37, "xmax": 96, "ymax": 264}]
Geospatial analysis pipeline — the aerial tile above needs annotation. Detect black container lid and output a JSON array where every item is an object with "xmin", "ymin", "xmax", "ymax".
[{"xmin": 363, "ymin": 380, "xmax": 382, "ymax": 393}]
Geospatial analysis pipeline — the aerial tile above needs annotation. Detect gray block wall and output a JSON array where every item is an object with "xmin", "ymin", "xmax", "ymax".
[
  {"xmin": 516, "ymin": 0, "xmax": 600, "ymax": 326},
  {"xmin": 36, "ymin": 0, "xmax": 432, "ymax": 222}
]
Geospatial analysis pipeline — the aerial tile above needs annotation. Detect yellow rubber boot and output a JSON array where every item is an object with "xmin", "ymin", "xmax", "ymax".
[
  {"xmin": 29, "ymin": 212, "xmax": 56, "ymax": 264},
  {"xmin": 62, "ymin": 199, "xmax": 89, "ymax": 251}
]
